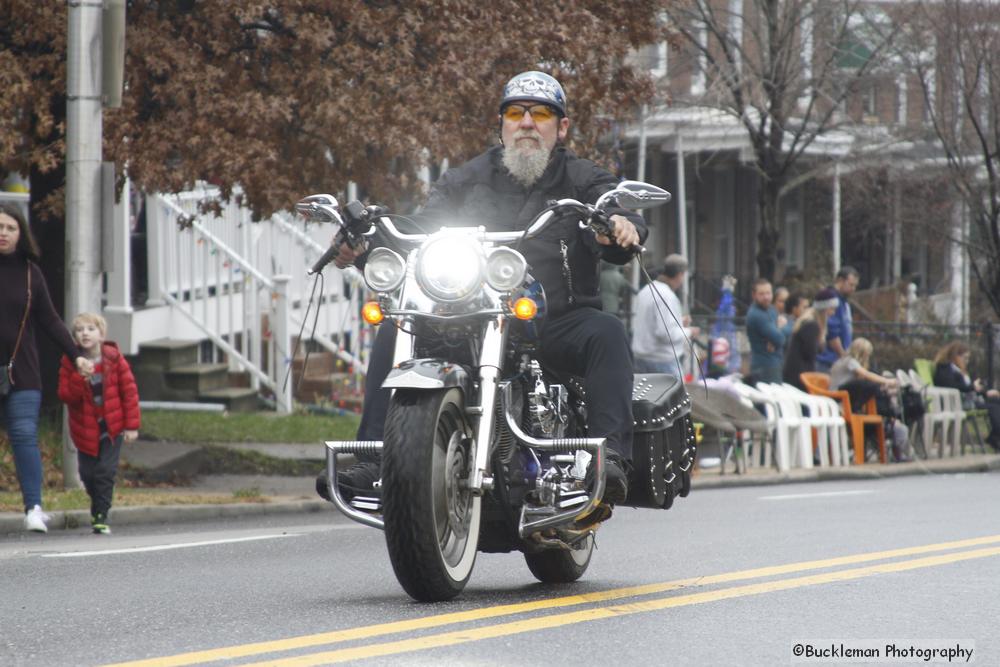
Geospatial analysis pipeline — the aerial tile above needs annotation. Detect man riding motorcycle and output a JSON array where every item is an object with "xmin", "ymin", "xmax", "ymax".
[{"xmin": 318, "ymin": 71, "xmax": 646, "ymax": 514}]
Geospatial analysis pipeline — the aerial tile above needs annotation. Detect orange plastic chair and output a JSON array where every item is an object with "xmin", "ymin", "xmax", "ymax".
[{"xmin": 800, "ymin": 372, "xmax": 886, "ymax": 464}]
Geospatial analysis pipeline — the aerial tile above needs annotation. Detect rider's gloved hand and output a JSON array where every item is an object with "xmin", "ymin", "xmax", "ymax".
[
  {"xmin": 594, "ymin": 214, "xmax": 639, "ymax": 249},
  {"xmin": 331, "ymin": 238, "xmax": 368, "ymax": 269}
]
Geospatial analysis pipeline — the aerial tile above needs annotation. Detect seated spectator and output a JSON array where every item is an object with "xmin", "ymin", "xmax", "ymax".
[
  {"xmin": 933, "ymin": 342, "xmax": 1000, "ymax": 451},
  {"xmin": 830, "ymin": 338, "xmax": 911, "ymax": 462},
  {"xmin": 782, "ymin": 288, "xmax": 839, "ymax": 390}
]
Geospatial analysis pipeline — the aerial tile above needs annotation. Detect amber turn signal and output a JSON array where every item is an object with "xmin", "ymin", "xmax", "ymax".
[
  {"xmin": 512, "ymin": 297, "xmax": 537, "ymax": 320},
  {"xmin": 361, "ymin": 301, "xmax": 384, "ymax": 325}
]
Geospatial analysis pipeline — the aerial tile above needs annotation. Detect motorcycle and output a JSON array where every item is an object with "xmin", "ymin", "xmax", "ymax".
[{"xmin": 296, "ymin": 180, "xmax": 695, "ymax": 601}]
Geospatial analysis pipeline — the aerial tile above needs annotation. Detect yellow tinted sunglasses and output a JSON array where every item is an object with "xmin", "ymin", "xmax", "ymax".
[{"xmin": 501, "ymin": 104, "xmax": 558, "ymax": 122}]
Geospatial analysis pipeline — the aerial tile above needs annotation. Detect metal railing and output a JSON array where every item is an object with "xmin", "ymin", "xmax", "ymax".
[{"xmin": 145, "ymin": 187, "xmax": 370, "ymax": 412}]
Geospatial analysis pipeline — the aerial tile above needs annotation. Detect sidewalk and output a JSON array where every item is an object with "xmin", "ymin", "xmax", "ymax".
[{"xmin": 3, "ymin": 438, "xmax": 999, "ymax": 534}]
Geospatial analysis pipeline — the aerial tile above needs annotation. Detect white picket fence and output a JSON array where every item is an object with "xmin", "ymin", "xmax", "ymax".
[{"xmin": 140, "ymin": 186, "xmax": 369, "ymax": 412}]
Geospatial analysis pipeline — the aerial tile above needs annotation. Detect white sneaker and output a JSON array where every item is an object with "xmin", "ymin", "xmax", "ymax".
[{"xmin": 24, "ymin": 505, "xmax": 50, "ymax": 533}]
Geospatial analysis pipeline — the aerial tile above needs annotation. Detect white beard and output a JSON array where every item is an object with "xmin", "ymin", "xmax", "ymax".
[{"xmin": 502, "ymin": 132, "xmax": 551, "ymax": 187}]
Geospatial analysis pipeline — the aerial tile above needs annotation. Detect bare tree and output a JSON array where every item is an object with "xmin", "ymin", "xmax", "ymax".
[
  {"xmin": 666, "ymin": 0, "xmax": 898, "ymax": 280},
  {"xmin": 900, "ymin": 0, "xmax": 1000, "ymax": 319}
]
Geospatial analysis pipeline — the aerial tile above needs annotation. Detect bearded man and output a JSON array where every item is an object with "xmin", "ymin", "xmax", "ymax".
[{"xmin": 320, "ymin": 71, "xmax": 646, "ymax": 512}]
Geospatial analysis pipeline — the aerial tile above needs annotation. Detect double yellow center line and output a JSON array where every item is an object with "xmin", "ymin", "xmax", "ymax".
[{"xmin": 107, "ymin": 534, "xmax": 1000, "ymax": 666}]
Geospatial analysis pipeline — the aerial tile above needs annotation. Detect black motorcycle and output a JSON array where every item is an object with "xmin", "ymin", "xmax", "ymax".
[{"xmin": 297, "ymin": 180, "xmax": 694, "ymax": 601}]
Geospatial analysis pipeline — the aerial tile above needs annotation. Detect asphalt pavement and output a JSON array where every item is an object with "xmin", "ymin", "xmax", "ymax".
[
  {"xmin": 6, "ymin": 471, "xmax": 1000, "ymax": 665},
  {"xmin": 2, "ymin": 437, "xmax": 999, "ymax": 535}
]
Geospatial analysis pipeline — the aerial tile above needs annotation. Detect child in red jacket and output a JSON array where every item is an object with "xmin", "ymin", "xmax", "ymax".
[{"xmin": 58, "ymin": 312, "xmax": 140, "ymax": 534}]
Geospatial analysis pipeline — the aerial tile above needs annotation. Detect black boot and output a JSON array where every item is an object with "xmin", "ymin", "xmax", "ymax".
[
  {"xmin": 585, "ymin": 451, "xmax": 631, "ymax": 507},
  {"xmin": 315, "ymin": 461, "xmax": 381, "ymax": 502}
]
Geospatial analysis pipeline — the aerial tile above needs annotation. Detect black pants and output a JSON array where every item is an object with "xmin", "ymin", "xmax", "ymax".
[
  {"xmin": 77, "ymin": 433, "xmax": 123, "ymax": 517},
  {"xmin": 841, "ymin": 379, "xmax": 882, "ymax": 414},
  {"xmin": 982, "ymin": 397, "xmax": 1000, "ymax": 444},
  {"xmin": 357, "ymin": 307, "xmax": 634, "ymax": 459}
]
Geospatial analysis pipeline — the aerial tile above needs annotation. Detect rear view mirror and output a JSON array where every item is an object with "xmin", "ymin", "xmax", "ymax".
[
  {"xmin": 611, "ymin": 181, "xmax": 672, "ymax": 209},
  {"xmin": 295, "ymin": 194, "xmax": 342, "ymax": 224}
]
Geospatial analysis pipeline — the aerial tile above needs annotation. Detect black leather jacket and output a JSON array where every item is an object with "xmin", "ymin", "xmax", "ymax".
[{"xmin": 416, "ymin": 145, "xmax": 646, "ymax": 318}]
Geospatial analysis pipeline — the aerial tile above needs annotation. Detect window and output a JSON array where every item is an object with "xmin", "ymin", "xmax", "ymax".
[{"xmin": 783, "ymin": 197, "xmax": 804, "ymax": 268}]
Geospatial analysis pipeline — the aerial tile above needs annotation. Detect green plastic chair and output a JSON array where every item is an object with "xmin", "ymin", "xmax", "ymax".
[
  {"xmin": 914, "ymin": 358, "xmax": 935, "ymax": 386},
  {"xmin": 917, "ymin": 357, "xmax": 990, "ymax": 453}
]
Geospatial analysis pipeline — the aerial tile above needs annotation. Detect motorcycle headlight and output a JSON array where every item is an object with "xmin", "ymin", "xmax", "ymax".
[
  {"xmin": 486, "ymin": 247, "xmax": 527, "ymax": 292},
  {"xmin": 363, "ymin": 248, "xmax": 406, "ymax": 293},
  {"xmin": 415, "ymin": 235, "xmax": 485, "ymax": 303}
]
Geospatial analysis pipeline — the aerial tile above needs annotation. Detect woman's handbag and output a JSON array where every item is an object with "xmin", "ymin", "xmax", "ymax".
[
  {"xmin": 1, "ymin": 265, "xmax": 32, "ymax": 398},
  {"xmin": 900, "ymin": 385, "xmax": 927, "ymax": 425}
]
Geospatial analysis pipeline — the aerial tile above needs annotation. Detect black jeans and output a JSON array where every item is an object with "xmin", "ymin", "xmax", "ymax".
[
  {"xmin": 841, "ymin": 379, "xmax": 882, "ymax": 414},
  {"xmin": 77, "ymin": 433, "xmax": 123, "ymax": 518},
  {"xmin": 358, "ymin": 307, "xmax": 635, "ymax": 460}
]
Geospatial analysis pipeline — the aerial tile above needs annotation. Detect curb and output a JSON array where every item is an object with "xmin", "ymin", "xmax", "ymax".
[
  {"xmin": 4, "ymin": 457, "xmax": 998, "ymax": 535},
  {"xmin": 692, "ymin": 456, "xmax": 1000, "ymax": 489},
  {"xmin": 1, "ymin": 499, "xmax": 330, "ymax": 535}
]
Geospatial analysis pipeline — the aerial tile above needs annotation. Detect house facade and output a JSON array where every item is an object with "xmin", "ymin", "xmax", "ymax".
[{"xmin": 620, "ymin": 1, "xmax": 971, "ymax": 323}]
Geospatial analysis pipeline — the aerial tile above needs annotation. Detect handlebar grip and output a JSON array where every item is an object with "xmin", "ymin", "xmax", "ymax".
[
  {"xmin": 308, "ymin": 243, "xmax": 341, "ymax": 275},
  {"xmin": 309, "ymin": 228, "xmax": 360, "ymax": 275}
]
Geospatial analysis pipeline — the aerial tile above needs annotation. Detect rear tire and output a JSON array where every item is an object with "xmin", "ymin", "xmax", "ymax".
[
  {"xmin": 524, "ymin": 535, "xmax": 594, "ymax": 583},
  {"xmin": 382, "ymin": 388, "xmax": 480, "ymax": 601}
]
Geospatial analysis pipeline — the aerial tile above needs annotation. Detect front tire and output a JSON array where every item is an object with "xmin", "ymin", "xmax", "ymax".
[
  {"xmin": 524, "ymin": 535, "xmax": 595, "ymax": 583},
  {"xmin": 382, "ymin": 388, "xmax": 480, "ymax": 601}
]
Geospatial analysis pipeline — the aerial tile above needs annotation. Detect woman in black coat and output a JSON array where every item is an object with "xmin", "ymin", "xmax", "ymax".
[
  {"xmin": 0, "ymin": 203, "xmax": 92, "ymax": 532},
  {"xmin": 781, "ymin": 288, "xmax": 839, "ymax": 390},
  {"xmin": 933, "ymin": 341, "xmax": 1000, "ymax": 450}
]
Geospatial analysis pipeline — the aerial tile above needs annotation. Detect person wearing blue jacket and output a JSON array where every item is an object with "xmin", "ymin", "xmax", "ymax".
[
  {"xmin": 816, "ymin": 266, "xmax": 859, "ymax": 371},
  {"xmin": 745, "ymin": 278, "xmax": 785, "ymax": 383}
]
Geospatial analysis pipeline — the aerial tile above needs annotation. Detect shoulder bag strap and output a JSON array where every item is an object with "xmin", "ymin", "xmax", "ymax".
[{"xmin": 7, "ymin": 265, "xmax": 32, "ymax": 384}]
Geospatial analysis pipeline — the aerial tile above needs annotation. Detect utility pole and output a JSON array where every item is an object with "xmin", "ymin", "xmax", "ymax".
[{"xmin": 64, "ymin": 0, "xmax": 122, "ymax": 488}]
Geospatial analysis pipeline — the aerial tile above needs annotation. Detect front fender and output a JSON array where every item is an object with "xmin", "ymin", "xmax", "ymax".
[{"xmin": 382, "ymin": 358, "xmax": 473, "ymax": 396}]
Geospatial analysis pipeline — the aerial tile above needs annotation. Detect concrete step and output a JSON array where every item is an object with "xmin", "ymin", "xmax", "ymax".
[
  {"xmin": 294, "ymin": 372, "xmax": 364, "ymax": 404},
  {"xmin": 137, "ymin": 338, "xmax": 200, "ymax": 370},
  {"xmin": 292, "ymin": 351, "xmax": 336, "ymax": 377},
  {"xmin": 198, "ymin": 387, "xmax": 261, "ymax": 412},
  {"xmin": 165, "ymin": 363, "xmax": 230, "ymax": 393},
  {"xmin": 132, "ymin": 365, "xmax": 198, "ymax": 403}
]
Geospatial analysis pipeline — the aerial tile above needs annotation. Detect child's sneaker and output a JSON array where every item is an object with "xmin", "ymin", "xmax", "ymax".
[
  {"xmin": 24, "ymin": 505, "xmax": 50, "ymax": 533},
  {"xmin": 91, "ymin": 513, "xmax": 111, "ymax": 535}
]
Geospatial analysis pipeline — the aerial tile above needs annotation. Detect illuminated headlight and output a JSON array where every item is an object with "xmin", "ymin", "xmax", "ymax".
[
  {"xmin": 486, "ymin": 247, "xmax": 527, "ymax": 292},
  {"xmin": 415, "ymin": 236, "xmax": 485, "ymax": 303},
  {"xmin": 364, "ymin": 248, "xmax": 406, "ymax": 293}
]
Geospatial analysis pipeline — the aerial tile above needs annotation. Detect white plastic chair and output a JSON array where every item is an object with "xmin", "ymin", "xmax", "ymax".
[
  {"xmin": 783, "ymin": 384, "xmax": 851, "ymax": 467},
  {"xmin": 755, "ymin": 382, "xmax": 813, "ymax": 470},
  {"xmin": 732, "ymin": 382, "xmax": 780, "ymax": 471},
  {"xmin": 908, "ymin": 370, "xmax": 962, "ymax": 457}
]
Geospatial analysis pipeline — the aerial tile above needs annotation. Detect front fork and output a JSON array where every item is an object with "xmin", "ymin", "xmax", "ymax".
[
  {"xmin": 323, "ymin": 317, "xmax": 505, "ymax": 528},
  {"xmin": 468, "ymin": 317, "xmax": 506, "ymax": 495}
]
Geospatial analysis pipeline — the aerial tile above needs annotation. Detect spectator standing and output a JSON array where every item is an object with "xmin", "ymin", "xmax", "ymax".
[
  {"xmin": 745, "ymin": 278, "xmax": 785, "ymax": 383},
  {"xmin": 829, "ymin": 338, "xmax": 911, "ymax": 462},
  {"xmin": 816, "ymin": 266, "xmax": 859, "ymax": 371},
  {"xmin": 58, "ymin": 313, "xmax": 141, "ymax": 535},
  {"xmin": 781, "ymin": 293, "xmax": 809, "ymax": 340},
  {"xmin": 774, "ymin": 286, "xmax": 790, "ymax": 331},
  {"xmin": 632, "ymin": 254, "xmax": 698, "ymax": 377},
  {"xmin": 0, "ymin": 204, "xmax": 93, "ymax": 533},
  {"xmin": 782, "ymin": 288, "xmax": 839, "ymax": 390},
  {"xmin": 599, "ymin": 262, "xmax": 631, "ymax": 320},
  {"xmin": 933, "ymin": 342, "xmax": 1000, "ymax": 451}
]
